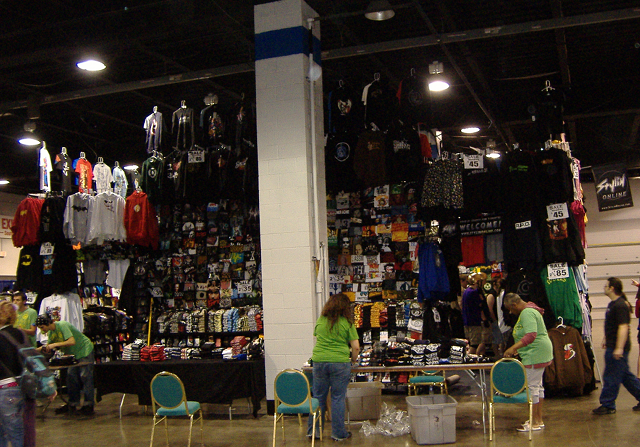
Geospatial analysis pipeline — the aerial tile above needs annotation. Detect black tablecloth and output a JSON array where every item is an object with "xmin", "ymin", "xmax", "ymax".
[{"xmin": 95, "ymin": 359, "xmax": 266, "ymax": 416}]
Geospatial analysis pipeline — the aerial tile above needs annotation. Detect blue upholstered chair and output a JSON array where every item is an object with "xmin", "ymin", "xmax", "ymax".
[
  {"xmin": 150, "ymin": 371, "xmax": 203, "ymax": 447},
  {"xmin": 273, "ymin": 369, "xmax": 322, "ymax": 447},
  {"xmin": 489, "ymin": 358, "xmax": 533, "ymax": 441},
  {"xmin": 408, "ymin": 370, "xmax": 447, "ymax": 395}
]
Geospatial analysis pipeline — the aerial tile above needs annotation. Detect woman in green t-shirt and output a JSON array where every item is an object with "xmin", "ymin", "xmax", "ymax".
[
  {"xmin": 503, "ymin": 293, "xmax": 553, "ymax": 433},
  {"xmin": 307, "ymin": 293, "xmax": 360, "ymax": 441}
]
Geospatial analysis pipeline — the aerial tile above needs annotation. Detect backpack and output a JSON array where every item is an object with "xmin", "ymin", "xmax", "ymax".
[{"xmin": 0, "ymin": 331, "xmax": 57, "ymax": 399}]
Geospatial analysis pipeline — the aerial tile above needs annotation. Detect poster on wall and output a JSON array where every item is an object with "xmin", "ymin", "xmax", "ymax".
[{"xmin": 592, "ymin": 163, "xmax": 634, "ymax": 211}]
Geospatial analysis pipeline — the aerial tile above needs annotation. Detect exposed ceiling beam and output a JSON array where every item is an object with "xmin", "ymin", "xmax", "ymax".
[
  {"xmin": 0, "ymin": 64, "xmax": 254, "ymax": 112},
  {"xmin": 322, "ymin": 7, "xmax": 640, "ymax": 60}
]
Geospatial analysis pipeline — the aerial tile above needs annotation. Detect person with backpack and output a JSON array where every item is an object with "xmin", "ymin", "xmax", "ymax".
[
  {"xmin": 0, "ymin": 300, "xmax": 27, "ymax": 447},
  {"xmin": 36, "ymin": 314, "xmax": 95, "ymax": 416}
]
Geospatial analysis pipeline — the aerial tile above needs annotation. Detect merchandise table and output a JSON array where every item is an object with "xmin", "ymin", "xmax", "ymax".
[
  {"xmin": 302, "ymin": 363, "xmax": 494, "ymax": 433},
  {"xmin": 94, "ymin": 359, "xmax": 266, "ymax": 417}
]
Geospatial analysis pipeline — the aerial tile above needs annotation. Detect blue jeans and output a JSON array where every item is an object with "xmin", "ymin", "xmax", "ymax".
[
  {"xmin": 67, "ymin": 352, "xmax": 95, "ymax": 408},
  {"xmin": 0, "ymin": 386, "xmax": 24, "ymax": 447},
  {"xmin": 600, "ymin": 348, "xmax": 640, "ymax": 409},
  {"xmin": 307, "ymin": 362, "xmax": 351, "ymax": 439}
]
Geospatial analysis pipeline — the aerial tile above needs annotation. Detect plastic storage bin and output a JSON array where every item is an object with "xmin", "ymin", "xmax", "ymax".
[
  {"xmin": 406, "ymin": 395, "xmax": 457, "ymax": 444},
  {"xmin": 346, "ymin": 382, "xmax": 384, "ymax": 420}
]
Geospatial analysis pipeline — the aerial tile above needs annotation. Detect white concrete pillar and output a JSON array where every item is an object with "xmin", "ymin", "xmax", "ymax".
[{"xmin": 254, "ymin": 0, "xmax": 326, "ymax": 405}]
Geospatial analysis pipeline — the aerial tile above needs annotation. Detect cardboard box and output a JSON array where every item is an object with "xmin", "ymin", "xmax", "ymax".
[
  {"xmin": 345, "ymin": 382, "xmax": 384, "ymax": 421},
  {"xmin": 406, "ymin": 395, "xmax": 457, "ymax": 444}
]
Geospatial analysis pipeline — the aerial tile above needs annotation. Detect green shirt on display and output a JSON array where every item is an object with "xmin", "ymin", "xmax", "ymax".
[
  {"xmin": 46, "ymin": 320, "xmax": 94, "ymax": 359},
  {"xmin": 513, "ymin": 308, "xmax": 553, "ymax": 367},
  {"xmin": 14, "ymin": 307, "xmax": 37, "ymax": 347},
  {"xmin": 312, "ymin": 316, "xmax": 359, "ymax": 363}
]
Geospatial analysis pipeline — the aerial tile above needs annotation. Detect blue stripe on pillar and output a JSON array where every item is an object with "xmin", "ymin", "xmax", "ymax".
[{"xmin": 255, "ymin": 26, "xmax": 321, "ymax": 65}]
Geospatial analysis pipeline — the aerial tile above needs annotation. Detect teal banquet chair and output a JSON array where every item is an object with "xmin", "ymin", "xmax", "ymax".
[
  {"xmin": 150, "ymin": 371, "xmax": 203, "ymax": 447},
  {"xmin": 273, "ymin": 368, "xmax": 322, "ymax": 447},
  {"xmin": 489, "ymin": 358, "xmax": 533, "ymax": 441},
  {"xmin": 408, "ymin": 370, "xmax": 447, "ymax": 395}
]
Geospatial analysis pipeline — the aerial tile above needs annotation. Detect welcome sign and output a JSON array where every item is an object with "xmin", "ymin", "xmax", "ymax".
[{"xmin": 592, "ymin": 163, "xmax": 634, "ymax": 211}]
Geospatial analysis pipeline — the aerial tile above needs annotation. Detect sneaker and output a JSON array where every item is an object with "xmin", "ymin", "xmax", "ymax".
[
  {"xmin": 54, "ymin": 404, "xmax": 76, "ymax": 415},
  {"xmin": 78, "ymin": 406, "xmax": 95, "ymax": 416},
  {"xmin": 592, "ymin": 406, "xmax": 616, "ymax": 415},
  {"xmin": 332, "ymin": 432, "xmax": 352, "ymax": 442},
  {"xmin": 633, "ymin": 403, "xmax": 640, "ymax": 411}
]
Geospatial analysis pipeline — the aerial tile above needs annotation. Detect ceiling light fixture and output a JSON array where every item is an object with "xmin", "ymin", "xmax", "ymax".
[
  {"xmin": 364, "ymin": 0, "xmax": 395, "ymax": 21},
  {"xmin": 461, "ymin": 127, "xmax": 480, "ymax": 134},
  {"xmin": 0, "ymin": 180, "xmax": 10, "ymax": 185},
  {"xmin": 18, "ymin": 121, "xmax": 41, "ymax": 146},
  {"xmin": 123, "ymin": 164, "xmax": 139, "ymax": 171},
  {"xmin": 76, "ymin": 59, "xmax": 106, "ymax": 71},
  {"xmin": 428, "ymin": 61, "xmax": 449, "ymax": 92},
  {"xmin": 486, "ymin": 149, "xmax": 501, "ymax": 159}
]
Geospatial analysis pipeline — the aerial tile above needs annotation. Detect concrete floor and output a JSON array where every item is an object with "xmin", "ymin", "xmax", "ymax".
[{"xmin": 33, "ymin": 321, "xmax": 640, "ymax": 447}]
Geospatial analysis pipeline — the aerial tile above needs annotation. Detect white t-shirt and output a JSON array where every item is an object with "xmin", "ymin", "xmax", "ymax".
[
  {"xmin": 39, "ymin": 148, "xmax": 52, "ymax": 192},
  {"xmin": 93, "ymin": 162, "xmax": 114, "ymax": 194},
  {"xmin": 112, "ymin": 166, "xmax": 128, "ymax": 197}
]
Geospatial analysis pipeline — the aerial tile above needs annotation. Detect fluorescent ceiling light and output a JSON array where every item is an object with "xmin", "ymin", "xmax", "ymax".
[
  {"xmin": 77, "ymin": 59, "xmax": 106, "ymax": 71},
  {"xmin": 461, "ymin": 127, "xmax": 480, "ymax": 134},
  {"xmin": 486, "ymin": 152, "xmax": 501, "ymax": 159},
  {"xmin": 18, "ymin": 136, "xmax": 41, "ymax": 146},
  {"xmin": 123, "ymin": 164, "xmax": 139, "ymax": 171},
  {"xmin": 365, "ymin": 1, "xmax": 395, "ymax": 21},
  {"xmin": 0, "ymin": 180, "xmax": 10, "ymax": 185}
]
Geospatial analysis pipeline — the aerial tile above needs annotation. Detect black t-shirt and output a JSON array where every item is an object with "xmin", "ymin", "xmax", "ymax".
[
  {"xmin": 0, "ymin": 327, "xmax": 27, "ymax": 380},
  {"xmin": 328, "ymin": 84, "xmax": 361, "ymax": 133},
  {"xmin": 325, "ymin": 132, "xmax": 361, "ymax": 193},
  {"xmin": 604, "ymin": 297, "xmax": 632, "ymax": 351},
  {"xmin": 535, "ymin": 148, "xmax": 574, "ymax": 206},
  {"xmin": 385, "ymin": 124, "xmax": 423, "ymax": 184},
  {"xmin": 500, "ymin": 150, "xmax": 539, "ymax": 214},
  {"xmin": 54, "ymin": 152, "xmax": 73, "ymax": 194},
  {"xmin": 461, "ymin": 156, "xmax": 502, "ymax": 217},
  {"xmin": 363, "ymin": 78, "xmax": 396, "ymax": 131},
  {"xmin": 397, "ymin": 75, "xmax": 431, "ymax": 126}
]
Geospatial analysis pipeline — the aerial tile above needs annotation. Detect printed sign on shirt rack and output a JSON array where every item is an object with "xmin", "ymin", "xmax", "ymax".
[{"xmin": 459, "ymin": 215, "xmax": 502, "ymax": 237}]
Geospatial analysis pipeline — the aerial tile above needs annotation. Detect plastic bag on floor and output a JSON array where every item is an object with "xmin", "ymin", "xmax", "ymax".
[{"xmin": 360, "ymin": 402, "xmax": 411, "ymax": 437}]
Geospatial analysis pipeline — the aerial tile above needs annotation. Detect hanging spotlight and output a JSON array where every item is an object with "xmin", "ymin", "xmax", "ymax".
[
  {"xmin": 18, "ymin": 121, "xmax": 41, "ymax": 146},
  {"xmin": 486, "ymin": 149, "xmax": 501, "ymax": 159},
  {"xmin": 0, "ymin": 180, "xmax": 10, "ymax": 185},
  {"xmin": 123, "ymin": 164, "xmax": 139, "ymax": 171},
  {"xmin": 428, "ymin": 61, "xmax": 450, "ymax": 92},
  {"xmin": 461, "ymin": 127, "xmax": 480, "ymax": 134},
  {"xmin": 364, "ymin": 0, "xmax": 395, "ymax": 21},
  {"xmin": 76, "ymin": 59, "xmax": 106, "ymax": 71}
]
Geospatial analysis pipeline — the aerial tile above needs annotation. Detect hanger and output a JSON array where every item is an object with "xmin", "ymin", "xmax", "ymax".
[
  {"xmin": 114, "ymin": 161, "xmax": 120, "ymax": 168},
  {"xmin": 373, "ymin": 72, "xmax": 380, "ymax": 82},
  {"xmin": 542, "ymin": 80, "xmax": 555, "ymax": 92},
  {"xmin": 410, "ymin": 68, "xmax": 416, "ymax": 77},
  {"xmin": 61, "ymin": 147, "xmax": 67, "ymax": 155},
  {"xmin": 338, "ymin": 79, "xmax": 344, "ymax": 88},
  {"xmin": 80, "ymin": 152, "xmax": 86, "ymax": 160},
  {"xmin": 153, "ymin": 106, "xmax": 158, "ymax": 113},
  {"xmin": 180, "ymin": 100, "xmax": 187, "ymax": 108},
  {"xmin": 97, "ymin": 156, "xmax": 104, "ymax": 164},
  {"xmin": 556, "ymin": 316, "xmax": 565, "ymax": 328}
]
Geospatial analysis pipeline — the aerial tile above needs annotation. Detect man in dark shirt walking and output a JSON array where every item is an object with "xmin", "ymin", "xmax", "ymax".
[{"xmin": 593, "ymin": 277, "xmax": 640, "ymax": 414}]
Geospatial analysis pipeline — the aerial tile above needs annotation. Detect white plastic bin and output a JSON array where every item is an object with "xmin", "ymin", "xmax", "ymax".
[{"xmin": 406, "ymin": 395, "xmax": 457, "ymax": 444}]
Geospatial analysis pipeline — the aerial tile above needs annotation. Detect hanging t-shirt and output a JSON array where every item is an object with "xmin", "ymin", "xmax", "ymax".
[
  {"xmin": 93, "ymin": 162, "xmax": 113, "ymax": 194},
  {"xmin": 539, "ymin": 213, "xmax": 585, "ymax": 266},
  {"xmin": 106, "ymin": 259, "xmax": 130, "ymax": 290},
  {"xmin": 385, "ymin": 123, "xmax": 423, "ymax": 184},
  {"xmin": 141, "ymin": 156, "xmax": 164, "ymax": 205},
  {"xmin": 74, "ymin": 158, "xmax": 93, "ymax": 193},
  {"xmin": 87, "ymin": 191, "xmax": 126, "ymax": 245},
  {"xmin": 39, "ymin": 147, "xmax": 52, "ymax": 192},
  {"xmin": 502, "ymin": 210, "xmax": 543, "ymax": 271},
  {"xmin": 461, "ymin": 156, "xmax": 501, "ymax": 217},
  {"xmin": 353, "ymin": 130, "xmax": 387, "ymax": 188},
  {"xmin": 417, "ymin": 242, "xmax": 450, "ymax": 302},
  {"xmin": 112, "ymin": 166, "xmax": 128, "ymax": 197},
  {"xmin": 362, "ymin": 78, "xmax": 395, "ymax": 131},
  {"xmin": 328, "ymin": 83, "xmax": 361, "ymax": 133},
  {"xmin": 461, "ymin": 235, "xmax": 485, "ymax": 266},
  {"xmin": 535, "ymin": 148, "xmax": 574, "ymax": 206},
  {"xmin": 39, "ymin": 196, "xmax": 66, "ymax": 244},
  {"xmin": 540, "ymin": 266, "xmax": 583, "ymax": 329},
  {"xmin": 63, "ymin": 193, "xmax": 94, "ymax": 245},
  {"xmin": 325, "ymin": 132, "xmax": 360, "ymax": 193},
  {"xmin": 54, "ymin": 152, "xmax": 73, "ymax": 194},
  {"xmin": 396, "ymin": 74, "xmax": 431, "ymax": 125},
  {"xmin": 500, "ymin": 150, "xmax": 539, "ymax": 214}
]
